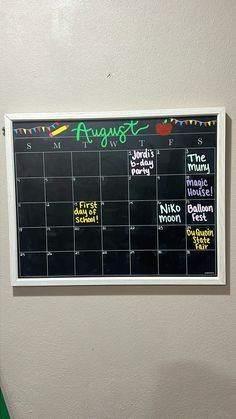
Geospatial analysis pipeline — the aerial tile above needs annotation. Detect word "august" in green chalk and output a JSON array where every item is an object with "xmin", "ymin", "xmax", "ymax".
[{"xmin": 71, "ymin": 120, "xmax": 149, "ymax": 148}]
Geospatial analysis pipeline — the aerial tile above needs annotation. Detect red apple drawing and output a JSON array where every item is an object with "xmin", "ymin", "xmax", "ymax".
[{"xmin": 155, "ymin": 120, "xmax": 172, "ymax": 136}]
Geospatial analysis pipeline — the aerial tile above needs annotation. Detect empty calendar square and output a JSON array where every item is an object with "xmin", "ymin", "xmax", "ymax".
[
  {"xmin": 131, "ymin": 251, "xmax": 157, "ymax": 275},
  {"xmin": 102, "ymin": 202, "xmax": 128, "ymax": 225},
  {"xmin": 47, "ymin": 228, "xmax": 74, "ymax": 251},
  {"xmin": 18, "ymin": 204, "xmax": 45, "ymax": 227},
  {"xmin": 75, "ymin": 227, "xmax": 101, "ymax": 250},
  {"xmin": 158, "ymin": 226, "xmax": 186, "ymax": 250},
  {"xmin": 103, "ymin": 227, "xmax": 129, "ymax": 250},
  {"xmin": 187, "ymin": 251, "xmax": 216, "ymax": 275},
  {"xmin": 101, "ymin": 177, "xmax": 128, "ymax": 201},
  {"xmin": 101, "ymin": 151, "xmax": 128, "ymax": 176},
  {"xmin": 20, "ymin": 253, "xmax": 47, "ymax": 277},
  {"xmin": 17, "ymin": 178, "xmax": 44, "ymax": 202},
  {"xmin": 130, "ymin": 201, "xmax": 156, "ymax": 225},
  {"xmin": 129, "ymin": 176, "xmax": 156, "ymax": 201},
  {"xmin": 46, "ymin": 178, "xmax": 72, "ymax": 202},
  {"xmin": 19, "ymin": 228, "xmax": 46, "ymax": 252},
  {"xmin": 157, "ymin": 149, "xmax": 185, "ymax": 174},
  {"xmin": 159, "ymin": 251, "xmax": 186, "ymax": 275},
  {"xmin": 16, "ymin": 153, "xmax": 44, "ymax": 177},
  {"xmin": 76, "ymin": 251, "xmax": 102, "ymax": 276},
  {"xmin": 45, "ymin": 152, "xmax": 71, "ymax": 177},
  {"xmin": 47, "ymin": 203, "xmax": 73, "ymax": 226},
  {"xmin": 103, "ymin": 251, "xmax": 129, "ymax": 275},
  {"xmin": 73, "ymin": 152, "xmax": 99, "ymax": 176},
  {"xmin": 158, "ymin": 175, "xmax": 185, "ymax": 200},
  {"xmin": 48, "ymin": 252, "xmax": 74, "ymax": 276},
  {"xmin": 131, "ymin": 226, "xmax": 157, "ymax": 250},
  {"xmin": 74, "ymin": 177, "xmax": 100, "ymax": 201}
]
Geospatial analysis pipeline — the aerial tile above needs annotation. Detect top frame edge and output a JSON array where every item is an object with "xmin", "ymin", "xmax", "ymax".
[{"xmin": 5, "ymin": 107, "xmax": 225, "ymax": 122}]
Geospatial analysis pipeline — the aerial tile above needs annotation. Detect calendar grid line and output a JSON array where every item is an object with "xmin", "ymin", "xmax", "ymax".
[
  {"xmin": 19, "ymin": 249, "xmax": 216, "ymax": 254},
  {"xmin": 98, "ymin": 151, "xmax": 104, "ymax": 276},
  {"xmin": 14, "ymin": 133, "xmax": 217, "ymax": 140},
  {"xmin": 214, "ymin": 147, "xmax": 217, "ymax": 275},
  {"xmin": 71, "ymin": 151, "xmax": 76, "ymax": 276},
  {"xmin": 42, "ymin": 152, "xmax": 49, "ymax": 276},
  {"xmin": 17, "ymin": 198, "xmax": 216, "ymax": 205},
  {"xmin": 185, "ymin": 148, "xmax": 188, "ymax": 275},
  {"xmin": 127, "ymin": 151, "xmax": 132, "ymax": 275},
  {"xmin": 156, "ymin": 149, "xmax": 159, "ymax": 274},
  {"xmin": 18, "ymin": 224, "xmax": 216, "ymax": 229},
  {"xmin": 14, "ymin": 154, "xmax": 22, "ymax": 277},
  {"xmin": 20, "ymin": 273, "xmax": 216, "ymax": 278},
  {"xmin": 15, "ymin": 146, "xmax": 216, "ymax": 154},
  {"xmin": 16, "ymin": 173, "xmax": 216, "ymax": 178}
]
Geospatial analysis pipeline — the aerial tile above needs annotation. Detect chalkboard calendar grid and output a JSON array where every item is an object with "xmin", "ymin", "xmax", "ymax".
[
  {"xmin": 5, "ymin": 108, "xmax": 225, "ymax": 285},
  {"xmin": 14, "ymin": 148, "xmax": 216, "ymax": 277}
]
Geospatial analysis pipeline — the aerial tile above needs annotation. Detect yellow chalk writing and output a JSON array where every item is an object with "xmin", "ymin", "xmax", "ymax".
[
  {"xmin": 186, "ymin": 228, "xmax": 214, "ymax": 250},
  {"xmin": 74, "ymin": 201, "xmax": 99, "ymax": 224}
]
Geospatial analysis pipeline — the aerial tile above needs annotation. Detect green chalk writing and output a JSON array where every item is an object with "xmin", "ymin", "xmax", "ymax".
[{"xmin": 71, "ymin": 120, "xmax": 149, "ymax": 148}]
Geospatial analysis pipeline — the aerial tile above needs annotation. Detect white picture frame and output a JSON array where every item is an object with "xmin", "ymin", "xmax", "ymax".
[{"xmin": 5, "ymin": 107, "xmax": 225, "ymax": 286}]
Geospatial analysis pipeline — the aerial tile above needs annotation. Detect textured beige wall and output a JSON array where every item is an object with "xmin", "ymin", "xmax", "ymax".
[{"xmin": 0, "ymin": 1, "xmax": 236, "ymax": 418}]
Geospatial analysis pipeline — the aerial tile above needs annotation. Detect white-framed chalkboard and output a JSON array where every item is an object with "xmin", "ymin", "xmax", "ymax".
[{"xmin": 5, "ymin": 108, "xmax": 225, "ymax": 286}]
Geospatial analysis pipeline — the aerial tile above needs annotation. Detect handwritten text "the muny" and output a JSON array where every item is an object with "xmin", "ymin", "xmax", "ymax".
[
  {"xmin": 71, "ymin": 120, "xmax": 149, "ymax": 148},
  {"xmin": 187, "ymin": 153, "xmax": 211, "ymax": 174}
]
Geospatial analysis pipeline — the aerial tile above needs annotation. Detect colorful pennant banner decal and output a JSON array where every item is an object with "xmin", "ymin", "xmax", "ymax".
[
  {"xmin": 14, "ymin": 122, "xmax": 60, "ymax": 135},
  {"xmin": 169, "ymin": 118, "xmax": 217, "ymax": 127}
]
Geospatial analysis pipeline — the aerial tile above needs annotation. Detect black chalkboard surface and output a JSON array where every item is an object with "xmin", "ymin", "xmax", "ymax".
[{"xmin": 5, "ymin": 109, "xmax": 226, "ymax": 285}]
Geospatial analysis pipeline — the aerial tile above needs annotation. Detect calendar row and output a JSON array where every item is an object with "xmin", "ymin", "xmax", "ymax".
[
  {"xmin": 19, "ymin": 250, "xmax": 216, "ymax": 277},
  {"xmin": 17, "ymin": 201, "xmax": 215, "ymax": 227},
  {"xmin": 15, "ymin": 148, "xmax": 215, "ymax": 177},
  {"xmin": 16, "ymin": 174, "xmax": 215, "ymax": 202},
  {"xmin": 18, "ymin": 226, "xmax": 215, "ymax": 252}
]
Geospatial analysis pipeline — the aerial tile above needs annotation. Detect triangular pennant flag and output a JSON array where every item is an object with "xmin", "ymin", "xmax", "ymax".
[
  {"xmin": 37, "ymin": 127, "xmax": 41, "ymax": 133},
  {"xmin": 47, "ymin": 126, "xmax": 51, "ymax": 131},
  {"xmin": 212, "ymin": 121, "xmax": 216, "ymax": 125},
  {"xmin": 184, "ymin": 120, "xmax": 188, "ymax": 125},
  {"xmin": 15, "ymin": 129, "xmax": 18, "ymax": 134},
  {"xmin": 170, "ymin": 118, "xmax": 174, "ymax": 122},
  {"xmin": 208, "ymin": 121, "xmax": 211, "ymax": 126},
  {"xmin": 42, "ymin": 126, "xmax": 45, "ymax": 132},
  {"xmin": 189, "ymin": 120, "xmax": 193, "ymax": 125},
  {"xmin": 203, "ymin": 122, "xmax": 207, "ymax": 127},
  {"xmin": 55, "ymin": 122, "xmax": 59, "ymax": 126},
  {"xmin": 33, "ymin": 127, "xmax": 37, "ymax": 133},
  {"xmin": 52, "ymin": 125, "xmax": 55, "ymax": 129},
  {"xmin": 23, "ymin": 129, "xmax": 27, "ymax": 134},
  {"xmin": 180, "ymin": 121, "xmax": 184, "ymax": 126},
  {"xmin": 199, "ymin": 122, "xmax": 203, "ymax": 126},
  {"xmin": 19, "ymin": 128, "xmax": 23, "ymax": 134},
  {"xmin": 29, "ymin": 129, "xmax": 32, "ymax": 134},
  {"xmin": 174, "ymin": 119, "xmax": 178, "ymax": 124},
  {"xmin": 194, "ymin": 121, "xmax": 198, "ymax": 125}
]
